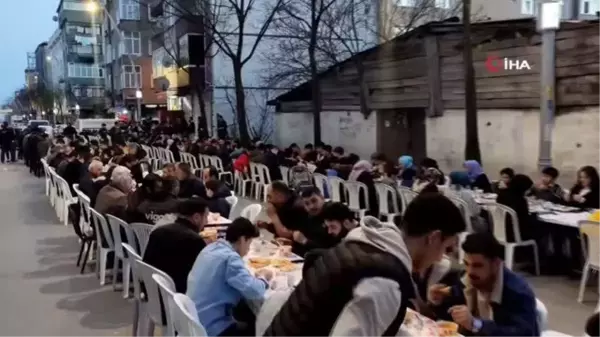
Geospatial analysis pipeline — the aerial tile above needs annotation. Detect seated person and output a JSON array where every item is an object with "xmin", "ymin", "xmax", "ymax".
[
  {"xmin": 94, "ymin": 166, "xmax": 134, "ymax": 218},
  {"xmin": 429, "ymin": 232, "xmax": 539, "ymax": 336},
  {"xmin": 289, "ymin": 187, "xmax": 338, "ymax": 255},
  {"xmin": 496, "ymin": 174, "xmax": 536, "ymax": 242},
  {"xmin": 176, "ymin": 162, "xmax": 205, "ymax": 198},
  {"xmin": 321, "ymin": 201, "xmax": 359, "ymax": 242},
  {"xmin": 464, "ymin": 160, "xmax": 493, "ymax": 193},
  {"xmin": 565, "ymin": 166, "xmax": 600, "ymax": 209},
  {"xmin": 79, "ymin": 159, "xmax": 108, "ymax": 207},
  {"xmin": 528, "ymin": 166, "xmax": 563, "ymax": 203},
  {"xmin": 143, "ymin": 198, "xmax": 209, "ymax": 292},
  {"xmin": 494, "ymin": 167, "xmax": 515, "ymax": 192},
  {"xmin": 187, "ymin": 218, "xmax": 273, "ymax": 336},
  {"xmin": 260, "ymin": 182, "xmax": 310, "ymax": 248},
  {"xmin": 205, "ymin": 179, "xmax": 231, "ymax": 217},
  {"xmin": 127, "ymin": 173, "xmax": 179, "ymax": 225},
  {"xmin": 202, "ymin": 165, "xmax": 231, "ymax": 198}
]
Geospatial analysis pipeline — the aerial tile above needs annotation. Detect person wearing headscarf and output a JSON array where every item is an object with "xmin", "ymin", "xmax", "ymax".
[
  {"xmin": 448, "ymin": 171, "xmax": 487, "ymax": 232},
  {"xmin": 398, "ymin": 155, "xmax": 417, "ymax": 187},
  {"xmin": 464, "ymin": 160, "xmax": 493, "ymax": 193},
  {"xmin": 496, "ymin": 174, "xmax": 536, "ymax": 241},
  {"xmin": 419, "ymin": 157, "xmax": 446, "ymax": 185},
  {"xmin": 348, "ymin": 160, "xmax": 379, "ymax": 217}
]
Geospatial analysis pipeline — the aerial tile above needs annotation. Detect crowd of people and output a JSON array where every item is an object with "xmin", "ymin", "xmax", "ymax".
[{"xmin": 24, "ymin": 118, "xmax": 600, "ymax": 337}]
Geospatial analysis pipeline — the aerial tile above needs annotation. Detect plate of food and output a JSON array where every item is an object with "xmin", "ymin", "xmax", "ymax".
[
  {"xmin": 270, "ymin": 259, "xmax": 298, "ymax": 272},
  {"xmin": 402, "ymin": 308, "xmax": 439, "ymax": 336},
  {"xmin": 248, "ymin": 257, "xmax": 271, "ymax": 269},
  {"xmin": 437, "ymin": 321, "xmax": 459, "ymax": 337}
]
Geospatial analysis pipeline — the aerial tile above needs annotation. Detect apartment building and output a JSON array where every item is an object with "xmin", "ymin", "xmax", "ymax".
[
  {"xmin": 24, "ymin": 53, "xmax": 39, "ymax": 89},
  {"xmin": 472, "ymin": 0, "xmax": 599, "ymax": 21},
  {"xmin": 51, "ymin": 0, "xmax": 107, "ymax": 117},
  {"xmin": 149, "ymin": 0, "xmax": 207, "ymax": 125},
  {"xmin": 101, "ymin": 0, "xmax": 166, "ymax": 118},
  {"xmin": 34, "ymin": 43, "xmax": 53, "ymax": 88}
]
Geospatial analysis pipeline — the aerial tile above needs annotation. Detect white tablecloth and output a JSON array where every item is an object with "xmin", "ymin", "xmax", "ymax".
[{"xmin": 538, "ymin": 212, "xmax": 593, "ymax": 228}]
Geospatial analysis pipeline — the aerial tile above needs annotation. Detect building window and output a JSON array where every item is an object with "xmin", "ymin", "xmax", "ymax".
[
  {"xmin": 67, "ymin": 63, "xmax": 104, "ymax": 78},
  {"xmin": 396, "ymin": 0, "xmax": 415, "ymax": 7},
  {"xmin": 63, "ymin": 1, "xmax": 87, "ymax": 11},
  {"xmin": 122, "ymin": 65, "xmax": 142, "ymax": 88},
  {"xmin": 522, "ymin": 0, "xmax": 534, "ymax": 14},
  {"xmin": 579, "ymin": 0, "xmax": 594, "ymax": 14},
  {"xmin": 120, "ymin": 0, "xmax": 140, "ymax": 20},
  {"xmin": 121, "ymin": 32, "xmax": 141, "ymax": 55},
  {"xmin": 435, "ymin": 0, "xmax": 452, "ymax": 8}
]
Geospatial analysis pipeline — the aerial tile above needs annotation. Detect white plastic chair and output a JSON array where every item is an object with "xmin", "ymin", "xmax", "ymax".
[
  {"xmin": 122, "ymin": 243, "xmax": 143, "ymax": 337},
  {"xmin": 343, "ymin": 181, "xmax": 369, "ymax": 218},
  {"xmin": 152, "ymin": 273, "xmax": 177, "ymax": 337},
  {"xmin": 211, "ymin": 156, "xmax": 233, "ymax": 183},
  {"xmin": 327, "ymin": 176, "xmax": 345, "ymax": 203},
  {"xmin": 279, "ymin": 166, "xmax": 290, "ymax": 185},
  {"xmin": 374, "ymin": 183, "xmax": 400, "ymax": 221},
  {"xmin": 225, "ymin": 196, "xmax": 239, "ymax": 217},
  {"xmin": 313, "ymin": 173, "xmax": 329, "ymax": 198},
  {"xmin": 536, "ymin": 298, "xmax": 548, "ymax": 331},
  {"xmin": 398, "ymin": 186, "xmax": 418, "ymax": 214},
  {"xmin": 135, "ymin": 260, "xmax": 170, "ymax": 336},
  {"xmin": 57, "ymin": 176, "xmax": 77, "ymax": 225},
  {"xmin": 90, "ymin": 208, "xmax": 115, "ymax": 286},
  {"xmin": 240, "ymin": 204, "xmax": 263, "ymax": 224},
  {"xmin": 488, "ymin": 203, "xmax": 540, "ymax": 275},
  {"xmin": 578, "ymin": 221, "xmax": 600, "ymax": 303},
  {"xmin": 249, "ymin": 163, "xmax": 261, "ymax": 200},
  {"xmin": 234, "ymin": 170, "xmax": 252, "ymax": 197},
  {"xmin": 41, "ymin": 159, "xmax": 51, "ymax": 196},
  {"xmin": 172, "ymin": 293, "xmax": 208, "ymax": 336},
  {"xmin": 256, "ymin": 163, "xmax": 272, "ymax": 202},
  {"xmin": 448, "ymin": 195, "xmax": 474, "ymax": 264},
  {"xmin": 130, "ymin": 222, "xmax": 154, "ymax": 256},
  {"xmin": 106, "ymin": 214, "xmax": 131, "ymax": 296}
]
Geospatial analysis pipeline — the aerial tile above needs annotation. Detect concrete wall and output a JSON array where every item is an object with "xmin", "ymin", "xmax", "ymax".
[
  {"xmin": 426, "ymin": 107, "xmax": 600, "ymax": 183},
  {"xmin": 274, "ymin": 110, "xmax": 378, "ymax": 160}
]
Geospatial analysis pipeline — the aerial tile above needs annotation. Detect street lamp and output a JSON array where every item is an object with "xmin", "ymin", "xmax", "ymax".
[
  {"xmin": 87, "ymin": 0, "xmax": 143, "ymax": 120},
  {"xmin": 135, "ymin": 89, "xmax": 143, "ymax": 121},
  {"xmin": 536, "ymin": 0, "xmax": 561, "ymax": 170}
]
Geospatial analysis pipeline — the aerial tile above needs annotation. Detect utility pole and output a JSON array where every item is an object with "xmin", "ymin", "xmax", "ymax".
[{"xmin": 537, "ymin": 0, "xmax": 561, "ymax": 170}]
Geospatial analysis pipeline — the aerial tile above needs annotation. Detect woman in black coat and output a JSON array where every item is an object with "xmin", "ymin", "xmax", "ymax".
[{"xmin": 565, "ymin": 166, "xmax": 600, "ymax": 209}]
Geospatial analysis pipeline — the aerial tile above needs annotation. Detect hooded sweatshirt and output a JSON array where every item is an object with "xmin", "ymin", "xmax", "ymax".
[{"xmin": 257, "ymin": 216, "xmax": 413, "ymax": 336}]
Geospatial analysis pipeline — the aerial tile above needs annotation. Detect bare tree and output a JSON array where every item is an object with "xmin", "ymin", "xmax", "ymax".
[
  {"xmin": 461, "ymin": 0, "xmax": 481, "ymax": 163},
  {"xmin": 266, "ymin": 0, "xmax": 341, "ymax": 144},
  {"xmin": 224, "ymin": 87, "xmax": 274, "ymax": 141},
  {"xmin": 157, "ymin": 0, "xmax": 285, "ymax": 144}
]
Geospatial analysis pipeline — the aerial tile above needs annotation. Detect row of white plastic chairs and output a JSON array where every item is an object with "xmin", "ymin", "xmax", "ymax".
[
  {"xmin": 41, "ymin": 158, "xmax": 265, "ymax": 336},
  {"xmin": 139, "ymin": 144, "xmax": 233, "ymax": 182}
]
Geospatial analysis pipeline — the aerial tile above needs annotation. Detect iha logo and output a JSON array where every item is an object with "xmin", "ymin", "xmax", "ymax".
[{"xmin": 485, "ymin": 55, "xmax": 532, "ymax": 73}]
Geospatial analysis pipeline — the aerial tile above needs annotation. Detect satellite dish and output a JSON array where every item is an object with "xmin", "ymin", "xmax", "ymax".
[
  {"xmin": 156, "ymin": 78, "xmax": 170, "ymax": 91},
  {"xmin": 52, "ymin": 16, "xmax": 58, "ymax": 22}
]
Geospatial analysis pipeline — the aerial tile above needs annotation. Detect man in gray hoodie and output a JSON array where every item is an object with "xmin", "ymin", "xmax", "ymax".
[{"xmin": 259, "ymin": 193, "xmax": 466, "ymax": 336}]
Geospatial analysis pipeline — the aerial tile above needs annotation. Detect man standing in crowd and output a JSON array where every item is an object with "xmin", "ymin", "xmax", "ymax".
[
  {"xmin": 262, "ymin": 193, "xmax": 466, "ymax": 336},
  {"xmin": 143, "ymin": 198, "xmax": 209, "ymax": 292},
  {"xmin": 0, "ymin": 122, "xmax": 15, "ymax": 163},
  {"xmin": 429, "ymin": 232, "xmax": 539, "ymax": 336}
]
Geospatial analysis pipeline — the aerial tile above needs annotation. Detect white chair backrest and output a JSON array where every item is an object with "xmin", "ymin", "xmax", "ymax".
[
  {"xmin": 172, "ymin": 294, "xmax": 208, "ymax": 336},
  {"xmin": 240, "ymin": 204, "xmax": 262, "ymax": 224},
  {"xmin": 488, "ymin": 203, "xmax": 521, "ymax": 242},
  {"xmin": 257, "ymin": 163, "xmax": 272, "ymax": 184},
  {"xmin": 279, "ymin": 166, "xmax": 290, "ymax": 184},
  {"xmin": 343, "ymin": 181, "xmax": 369, "ymax": 210},
  {"xmin": 448, "ymin": 195, "xmax": 473, "ymax": 232},
  {"xmin": 249, "ymin": 162, "xmax": 260, "ymax": 182},
  {"xmin": 135, "ymin": 260, "xmax": 172, "ymax": 328},
  {"xmin": 327, "ymin": 176, "xmax": 345, "ymax": 202},
  {"xmin": 129, "ymin": 222, "xmax": 154, "ymax": 254},
  {"xmin": 580, "ymin": 221, "xmax": 600, "ymax": 268},
  {"xmin": 106, "ymin": 214, "xmax": 128, "ymax": 259},
  {"xmin": 73, "ymin": 185, "xmax": 93, "ymax": 234},
  {"xmin": 536, "ymin": 298, "xmax": 548, "ymax": 331},
  {"xmin": 122, "ymin": 243, "xmax": 143, "ymax": 299},
  {"xmin": 152, "ymin": 273, "xmax": 177, "ymax": 336},
  {"xmin": 90, "ymin": 208, "xmax": 114, "ymax": 249},
  {"xmin": 374, "ymin": 183, "xmax": 400, "ymax": 215},
  {"xmin": 398, "ymin": 186, "xmax": 418, "ymax": 209},
  {"xmin": 225, "ymin": 196, "xmax": 239, "ymax": 209},
  {"xmin": 211, "ymin": 156, "xmax": 225, "ymax": 172},
  {"xmin": 313, "ymin": 173, "xmax": 329, "ymax": 197}
]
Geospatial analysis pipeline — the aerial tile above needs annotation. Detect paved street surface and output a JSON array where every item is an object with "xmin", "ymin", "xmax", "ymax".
[{"xmin": 0, "ymin": 164, "xmax": 596, "ymax": 335}]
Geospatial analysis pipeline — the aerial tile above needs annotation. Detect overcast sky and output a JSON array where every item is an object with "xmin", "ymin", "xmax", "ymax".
[{"xmin": 0, "ymin": 0, "xmax": 58, "ymax": 102}]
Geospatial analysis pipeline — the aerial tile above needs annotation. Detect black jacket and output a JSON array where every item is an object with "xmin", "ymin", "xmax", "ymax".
[
  {"xmin": 142, "ymin": 218, "xmax": 207, "ymax": 293},
  {"xmin": 178, "ymin": 178, "xmax": 206, "ymax": 199}
]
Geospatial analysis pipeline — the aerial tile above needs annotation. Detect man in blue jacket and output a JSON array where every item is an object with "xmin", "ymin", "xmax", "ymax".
[
  {"xmin": 429, "ymin": 232, "xmax": 539, "ymax": 336},
  {"xmin": 187, "ymin": 217, "xmax": 273, "ymax": 336}
]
